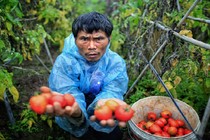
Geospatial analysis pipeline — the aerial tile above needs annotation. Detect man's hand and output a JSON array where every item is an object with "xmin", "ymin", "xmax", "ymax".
[{"xmin": 90, "ymin": 98, "xmax": 128, "ymax": 128}]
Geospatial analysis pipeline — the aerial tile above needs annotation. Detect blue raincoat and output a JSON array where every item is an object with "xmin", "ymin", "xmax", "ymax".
[{"xmin": 48, "ymin": 34, "xmax": 129, "ymax": 137}]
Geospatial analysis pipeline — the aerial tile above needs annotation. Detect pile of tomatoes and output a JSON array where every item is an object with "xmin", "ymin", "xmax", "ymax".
[
  {"xmin": 136, "ymin": 110, "xmax": 192, "ymax": 137},
  {"xmin": 29, "ymin": 86, "xmax": 75, "ymax": 114},
  {"xmin": 94, "ymin": 99, "xmax": 134, "ymax": 122}
]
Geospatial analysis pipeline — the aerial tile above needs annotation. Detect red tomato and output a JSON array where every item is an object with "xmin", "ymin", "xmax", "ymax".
[
  {"xmin": 163, "ymin": 125, "xmax": 170, "ymax": 132},
  {"xmin": 114, "ymin": 105, "xmax": 134, "ymax": 122},
  {"xmin": 160, "ymin": 110, "xmax": 172, "ymax": 119},
  {"xmin": 105, "ymin": 99, "xmax": 119, "ymax": 111},
  {"xmin": 162, "ymin": 131, "xmax": 170, "ymax": 137},
  {"xmin": 155, "ymin": 119, "xmax": 165, "ymax": 128},
  {"xmin": 49, "ymin": 94, "xmax": 66, "ymax": 108},
  {"xmin": 41, "ymin": 92, "xmax": 52, "ymax": 103},
  {"xmin": 149, "ymin": 124, "xmax": 162, "ymax": 134},
  {"xmin": 64, "ymin": 94, "xmax": 75, "ymax": 106},
  {"xmin": 184, "ymin": 128, "xmax": 192, "ymax": 134},
  {"xmin": 137, "ymin": 120, "xmax": 146, "ymax": 130},
  {"xmin": 40, "ymin": 86, "xmax": 51, "ymax": 93},
  {"xmin": 176, "ymin": 128, "xmax": 184, "ymax": 136},
  {"xmin": 168, "ymin": 126, "xmax": 178, "ymax": 136},
  {"xmin": 147, "ymin": 112, "xmax": 157, "ymax": 121},
  {"xmin": 168, "ymin": 119, "xmax": 179, "ymax": 128},
  {"xmin": 29, "ymin": 95, "xmax": 47, "ymax": 114},
  {"xmin": 94, "ymin": 105, "xmax": 112, "ymax": 120},
  {"xmin": 176, "ymin": 119, "xmax": 185, "ymax": 127},
  {"xmin": 159, "ymin": 117, "xmax": 167, "ymax": 125}
]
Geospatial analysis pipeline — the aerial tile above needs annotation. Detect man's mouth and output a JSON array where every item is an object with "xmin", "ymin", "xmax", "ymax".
[{"xmin": 86, "ymin": 52, "xmax": 99, "ymax": 58}]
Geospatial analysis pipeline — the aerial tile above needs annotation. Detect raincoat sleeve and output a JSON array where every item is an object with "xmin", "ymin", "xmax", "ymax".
[
  {"xmin": 87, "ymin": 53, "xmax": 129, "ymax": 133},
  {"xmin": 48, "ymin": 53, "xmax": 89, "ymax": 137}
]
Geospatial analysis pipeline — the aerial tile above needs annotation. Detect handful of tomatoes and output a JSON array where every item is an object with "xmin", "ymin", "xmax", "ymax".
[
  {"xmin": 94, "ymin": 99, "xmax": 135, "ymax": 122},
  {"xmin": 29, "ymin": 86, "xmax": 75, "ymax": 114}
]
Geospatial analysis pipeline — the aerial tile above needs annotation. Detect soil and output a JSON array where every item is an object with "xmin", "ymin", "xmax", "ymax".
[{"xmin": 0, "ymin": 46, "xmax": 210, "ymax": 140}]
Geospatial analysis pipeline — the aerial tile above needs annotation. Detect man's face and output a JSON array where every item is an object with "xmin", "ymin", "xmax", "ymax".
[{"xmin": 75, "ymin": 30, "xmax": 109, "ymax": 62}]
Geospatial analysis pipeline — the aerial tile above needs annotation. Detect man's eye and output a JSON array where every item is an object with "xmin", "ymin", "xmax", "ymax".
[
  {"xmin": 81, "ymin": 37, "xmax": 88, "ymax": 41},
  {"xmin": 95, "ymin": 37, "xmax": 104, "ymax": 42}
]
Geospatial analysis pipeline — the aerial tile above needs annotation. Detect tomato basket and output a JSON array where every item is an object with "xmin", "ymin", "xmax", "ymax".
[{"xmin": 128, "ymin": 96, "xmax": 200, "ymax": 140}]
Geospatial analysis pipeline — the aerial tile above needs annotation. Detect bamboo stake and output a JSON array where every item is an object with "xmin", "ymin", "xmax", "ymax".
[
  {"xmin": 124, "ymin": 40, "xmax": 168, "ymax": 99},
  {"xmin": 176, "ymin": 0, "xmax": 201, "ymax": 28},
  {"xmin": 187, "ymin": 16, "xmax": 210, "ymax": 24},
  {"xmin": 147, "ymin": 20, "xmax": 210, "ymax": 50},
  {"xmin": 197, "ymin": 97, "xmax": 210, "ymax": 138},
  {"xmin": 43, "ymin": 37, "xmax": 54, "ymax": 65},
  {"xmin": 35, "ymin": 54, "xmax": 51, "ymax": 73}
]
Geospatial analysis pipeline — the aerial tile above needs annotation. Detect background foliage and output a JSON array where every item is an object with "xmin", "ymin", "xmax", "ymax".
[{"xmin": 0, "ymin": 0, "xmax": 209, "ymax": 139}]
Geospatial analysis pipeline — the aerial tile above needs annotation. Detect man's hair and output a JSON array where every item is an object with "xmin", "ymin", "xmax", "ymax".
[{"xmin": 72, "ymin": 12, "xmax": 113, "ymax": 38}]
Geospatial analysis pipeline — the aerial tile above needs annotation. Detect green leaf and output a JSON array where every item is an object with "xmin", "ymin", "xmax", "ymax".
[
  {"xmin": 0, "ymin": 40, "xmax": 5, "ymax": 49},
  {"xmin": 6, "ymin": 21, "xmax": 13, "ymax": 31},
  {"xmin": 206, "ymin": 78, "xmax": 210, "ymax": 88},
  {"xmin": 47, "ymin": 119, "xmax": 53, "ymax": 128},
  {"xmin": 0, "ymin": 83, "xmax": 6, "ymax": 101},
  {"xmin": 8, "ymin": 85, "xmax": 19, "ymax": 102},
  {"xmin": 14, "ymin": 7, "xmax": 24, "ymax": 18}
]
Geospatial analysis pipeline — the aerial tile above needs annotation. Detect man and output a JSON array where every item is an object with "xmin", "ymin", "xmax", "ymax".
[{"xmin": 47, "ymin": 12, "xmax": 129, "ymax": 140}]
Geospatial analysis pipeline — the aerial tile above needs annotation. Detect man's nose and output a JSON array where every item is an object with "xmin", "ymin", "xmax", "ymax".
[{"xmin": 88, "ymin": 40, "xmax": 96, "ymax": 49}]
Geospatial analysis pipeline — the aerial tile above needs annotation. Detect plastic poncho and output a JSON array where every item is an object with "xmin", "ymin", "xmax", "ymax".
[{"xmin": 48, "ymin": 34, "xmax": 129, "ymax": 137}]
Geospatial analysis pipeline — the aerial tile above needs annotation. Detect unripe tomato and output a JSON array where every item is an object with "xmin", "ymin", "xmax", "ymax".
[{"xmin": 105, "ymin": 99, "xmax": 119, "ymax": 111}]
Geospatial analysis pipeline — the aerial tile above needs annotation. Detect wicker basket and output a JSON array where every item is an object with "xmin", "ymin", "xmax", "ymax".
[{"xmin": 128, "ymin": 96, "xmax": 200, "ymax": 140}]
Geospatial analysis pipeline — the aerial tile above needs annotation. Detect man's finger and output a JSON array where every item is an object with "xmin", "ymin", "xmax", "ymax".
[
  {"xmin": 107, "ymin": 119, "xmax": 115, "ymax": 127},
  {"xmin": 100, "ymin": 120, "xmax": 107, "ymax": 126},
  {"xmin": 54, "ymin": 102, "xmax": 65, "ymax": 115},
  {"xmin": 90, "ymin": 115, "xmax": 96, "ymax": 121},
  {"xmin": 118, "ymin": 121, "xmax": 127, "ymax": 128}
]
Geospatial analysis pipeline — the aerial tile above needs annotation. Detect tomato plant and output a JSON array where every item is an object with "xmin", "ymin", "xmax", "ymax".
[{"xmin": 114, "ymin": 105, "xmax": 134, "ymax": 122}]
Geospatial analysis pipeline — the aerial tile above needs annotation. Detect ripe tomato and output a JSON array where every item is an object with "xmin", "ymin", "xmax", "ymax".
[
  {"xmin": 41, "ymin": 93, "xmax": 52, "ymax": 103},
  {"xmin": 168, "ymin": 119, "xmax": 179, "ymax": 128},
  {"xmin": 147, "ymin": 112, "xmax": 157, "ymax": 121},
  {"xmin": 176, "ymin": 119, "xmax": 185, "ymax": 127},
  {"xmin": 49, "ymin": 94, "xmax": 66, "ymax": 108},
  {"xmin": 149, "ymin": 124, "xmax": 162, "ymax": 134},
  {"xmin": 40, "ymin": 86, "xmax": 51, "ymax": 93},
  {"xmin": 160, "ymin": 110, "xmax": 172, "ymax": 119},
  {"xmin": 155, "ymin": 119, "xmax": 165, "ymax": 128},
  {"xmin": 184, "ymin": 128, "xmax": 192, "ymax": 134},
  {"xmin": 168, "ymin": 126, "xmax": 177, "ymax": 136},
  {"xmin": 29, "ymin": 95, "xmax": 47, "ymax": 114},
  {"xmin": 105, "ymin": 99, "xmax": 119, "ymax": 111},
  {"xmin": 94, "ymin": 105, "xmax": 112, "ymax": 120},
  {"xmin": 162, "ymin": 131, "xmax": 170, "ymax": 137},
  {"xmin": 159, "ymin": 117, "xmax": 167, "ymax": 125},
  {"xmin": 114, "ymin": 105, "xmax": 134, "ymax": 122},
  {"xmin": 64, "ymin": 93, "xmax": 75, "ymax": 106}
]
